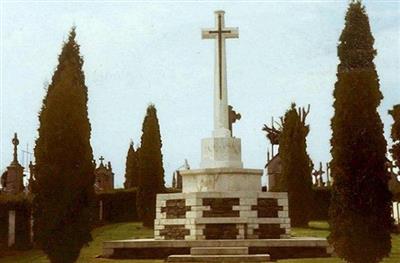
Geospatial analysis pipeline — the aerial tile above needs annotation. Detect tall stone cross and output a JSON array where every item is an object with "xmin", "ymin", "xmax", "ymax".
[
  {"xmin": 202, "ymin": 11, "xmax": 239, "ymax": 138},
  {"xmin": 12, "ymin": 133, "xmax": 19, "ymax": 165}
]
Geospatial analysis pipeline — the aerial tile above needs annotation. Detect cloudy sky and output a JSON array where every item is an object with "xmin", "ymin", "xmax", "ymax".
[{"xmin": 1, "ymin": 0, "xmax": 399, "ymax": 188}]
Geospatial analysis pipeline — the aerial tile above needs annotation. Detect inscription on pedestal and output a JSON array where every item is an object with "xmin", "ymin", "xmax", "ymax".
[
  {"xmin": 203, "ymin": 198, "xmax": 239, "ymax": 217},
  {"xmin": 252, "ymin": 198, "xmax": 283, "ymax": 218},
  {"xmin": 254, "ymin": 224, "xmax": 285, "ymax": 239},
  {"xmin": 204, "ymin": 224, "xmax": 238, "ymax": 239},
  {"xmin": 159, "ymin": 225, "xmax": 190, "ymax": 240},
  {"xmin": 161, "ymin": 199, "xmax": 191, "ymax": 219}
]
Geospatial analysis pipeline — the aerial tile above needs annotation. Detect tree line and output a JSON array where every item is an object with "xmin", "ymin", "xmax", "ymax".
[
  {"xmin": 32, "ymin": 28, "xmax": 165, "ymax": 262},
  {"xmin": 266, "ymin": 2, "xmax": 399, "ymax": 263},
  {"xmin": 29, "ymin": 1, "xmax": 399, "ymax": 263}
]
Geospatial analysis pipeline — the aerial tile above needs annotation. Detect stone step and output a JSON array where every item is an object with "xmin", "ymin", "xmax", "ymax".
[
  {"xmin": 167, "ymin": 254, "xmax": 270, "ymax": 262},
  {"xmin": 191, "ymin": 247, "xmax": 249, "ymax": 255}
]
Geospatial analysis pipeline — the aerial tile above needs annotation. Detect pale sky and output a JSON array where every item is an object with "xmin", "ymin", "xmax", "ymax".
[{"xmin": 1, "ymin": 1, "xmax": 399, "ymax": 188}]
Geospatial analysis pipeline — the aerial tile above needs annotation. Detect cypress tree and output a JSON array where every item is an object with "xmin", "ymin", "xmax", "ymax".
[
  {"xmin": 124, "ymin": 142, "xmax": 139, "ymax": 189},
  {"xmin": 136, "ymin": 104, "xmax": 165, "ymax": 227},
  {"xmin": 389, "ymin": 105, "xmax": 400, "ymax": 200},
  {"xmin": 279, "ymin": 103, "xmax": 313, "ymax": 227},
  {"xmin": 389, "ymin": 105, "xmax": 400, "ymax": 173},
  {"xmin": 33, "ymin": 28, "xmax": 95, "ymax": 263},
  {"xmin": 329, "ymin": 2, "xmax": 392, "ymax": 262}
]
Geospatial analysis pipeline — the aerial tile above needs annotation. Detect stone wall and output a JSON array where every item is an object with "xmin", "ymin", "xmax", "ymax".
[{"xmin": 155, "ymin": 192, "xmax": 290, "ymax": 240}]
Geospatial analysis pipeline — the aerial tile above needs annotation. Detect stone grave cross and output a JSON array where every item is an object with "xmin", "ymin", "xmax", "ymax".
[
  {"xmin": 11, "ymin": 133, "xmax": 19, "ymax": 165},
  {"xmin": 202, "ymin": 10, "xmax": 238, "ymax": 138}
]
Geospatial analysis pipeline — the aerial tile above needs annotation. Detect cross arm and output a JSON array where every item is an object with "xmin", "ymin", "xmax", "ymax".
[
  {"xmin": 202, "ymin": 29, "xmax": 216, "ymax": 39},
  {"xmin": 201, "ymin": 27, "xmax": 239, "ymax": 39},
  {"xmin": 224, "ymin": 27, "xmax": 239, "ymax": 38}
]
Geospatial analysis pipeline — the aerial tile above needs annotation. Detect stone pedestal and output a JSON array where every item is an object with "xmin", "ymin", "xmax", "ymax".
[
  {"xmin": 200, "ymin": 137, "xmax": 243, "ymax": 168},
  {"xmin": 180, "ymin": 168, "xmax": 262, "ymax": 193},
  {"xmin": 154, "ymin": 192, "xmax": 290, "ymax": 241},
  {"xmin": 4, "ymin": 163, "xmax": 24, "ymax": 195}
]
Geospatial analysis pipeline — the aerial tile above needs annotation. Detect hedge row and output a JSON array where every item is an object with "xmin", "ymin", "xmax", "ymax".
[
  {"xmin": 0, "ymin": 189, "xmax": 138, "ymax": 251},
  {"xmin": 309, "ymin": 187, "xmax": 400, "ymax": 221},
  {"xmin": 94, "ymin": 188, "xmax": 138, "ymax": 223},
  {"xmin": 310, "ymin": 188, "xmax": 331, "ymax": 221}
]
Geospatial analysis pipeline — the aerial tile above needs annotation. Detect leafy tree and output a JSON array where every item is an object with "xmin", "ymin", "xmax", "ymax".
[
  {"xmin": 279, "ymin": 103, "xmax": 313, "ymax": 227},
  {"xmin": 136, "ymin": 104, "xmax": 165, "ymax": 227},
  {"xmin": 33, "ymin": 28, "xmax": 95, "ymax": 263},
  {"xmin": 329, "ymin": 2, "xmax": 392, "ymax": 262},
  {"xmin": 124, "ymin": 142, "xmax": 140, "ymax": 189}
]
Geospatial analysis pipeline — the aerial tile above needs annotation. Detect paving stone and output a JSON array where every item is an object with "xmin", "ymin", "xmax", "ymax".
[
  {"xmin": 191, "ymin": 247, "xmax": 249, "ymax": 255},
  {"xmin": 167, "ymin": 254, "xmax": 270, "ymax": 262}
]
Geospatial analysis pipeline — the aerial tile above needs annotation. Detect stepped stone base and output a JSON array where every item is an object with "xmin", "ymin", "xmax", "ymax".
[
  {"xmin": 191, "ymin": 246, "xmax": 248, "ymax": 255},
  {"xmin": 176, "ymin": 246, "xmax": 269, "ymax": 262},
  {"xmin": 167, "ymin": 254, "xmax": 270, "ymax": 262},
  {"xmin": 102, "ymin": 238, "xmax": 333, "ymax": 260},
  {"xmin": 155, "ymin": 191, "xmax": 290, "ymax": 240}
]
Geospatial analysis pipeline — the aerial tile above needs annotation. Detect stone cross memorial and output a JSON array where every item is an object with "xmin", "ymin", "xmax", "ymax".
[
  {"xmin": 103, "ymin": 11, "xmax": 331, "ymax": 262},
  {"xmin": 154, "ymin": 10, "xmax": 289, "ymax": 242},
  {"xmin": 202, "ymin": 10, "xmax": 238, "ymax": 138}
]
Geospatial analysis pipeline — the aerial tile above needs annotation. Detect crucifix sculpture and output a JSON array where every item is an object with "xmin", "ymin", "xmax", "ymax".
[{"xmin": 202, "ymin": 11, "xmax": 239, "ymax": 138}]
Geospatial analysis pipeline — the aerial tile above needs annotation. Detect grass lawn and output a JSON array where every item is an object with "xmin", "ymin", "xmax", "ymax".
[
  {"xmin": 0, "ymin": 222, "xmax": 162, "ymax": 263},
  {"xmin": 278, "ymin": 221, "xmax": 400, "ymax": 263},
  {"xmin": 0, "ymin": 221, "xmax": 399, "ymax": 262}
]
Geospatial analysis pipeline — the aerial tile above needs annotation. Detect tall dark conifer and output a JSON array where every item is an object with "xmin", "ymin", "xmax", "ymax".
[
  {"xmin": 389, "ymin": 105, "xmax": 400, "ymax": 173},
  {"xmin": 136, "ymin": 105, "xmax": 165, "ymax": 227},
  {"xmin": 124, "ymin": 142, "xmax": 139, "ymax": 189},
  {"xmin": 279, "ymin": 103, "xmax": 313, "ymax": 227},
  {"xmin": 389, "ymin": 105, "xmax": 400, "ymax": 200},
  {"xmin": 329, "ymin": 2, "xmax": 392, "ymax": 262},
  {"xmin": 33, "ymin": 28, "xmax": 95, "ymax": 263}
]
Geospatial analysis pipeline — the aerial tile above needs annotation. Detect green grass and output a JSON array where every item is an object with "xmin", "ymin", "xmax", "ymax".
[
  {"xmin": 1, "ymin": 221, "xmax": 399, "ymax": 263},
  {"xmin": 290, "ymin": 221, "xmax": 331, "ymax": 238},
  {"xmin": 0, "ymin": 222, "xmax": 162, "ymax": 263},
  {"xmin": 278, "ymin": 221, "xmax": 400, "ymax": 263}
]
